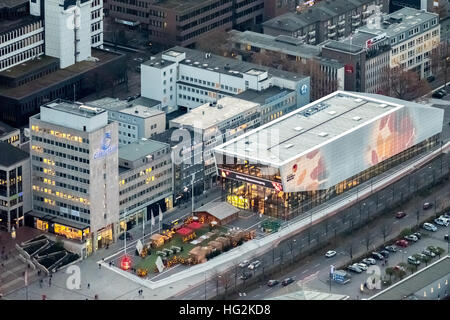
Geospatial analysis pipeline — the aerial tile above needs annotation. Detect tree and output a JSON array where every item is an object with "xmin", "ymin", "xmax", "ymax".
[
  {"xmin": 380, "ymin": 223, "xmax": 392, "ymax": 246},
  {"xmin": 380, "ymin": 66, "xmax": 431, "ymax": 100},
  {"xmin": 399, "ymin": 228, "xmax": 412, "ymax": 238},
  {"xmin": 345, "ymin": 240, "xmax": 358, "ymax": 263},
  {"xmin": 435, "ymin": 247, "xmax": 445, "ymax": 259},
  {"xmin": 406, "ymin": 263, "xmax": 417, "ymax": 275},
  {"xmin": 195, "ymin": 29, "xmax": 236, "ymax": 57},
  {"xmin": 432, "ymin": 2, "xmax": 448, "ymax": 20},
  {"xmin": 385, "ymin": 267, "xmax": 395, "ymax": 282},
  {"xmin": 363, "ymin": 229, "xmax": 373, "ymax": 252}
]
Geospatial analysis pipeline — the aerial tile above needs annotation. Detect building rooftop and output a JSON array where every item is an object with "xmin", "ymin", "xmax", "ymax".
[
  {"xmin": 86, "ymin": 97, "xmax": 132, "ymax": 112},
  {"xmin": 322, "ymin": 39, "xmax": 365, "ymax": 54},
  {"xmin": 0, "ymin": 120, "xmax": 19, "ymax": 137},
  {"xmin": 118, "ymin": 139, "xmax": 169, "ymax": 162},
  {"xmin": 148, "ymin": 0, "xmax": 216, "ymax": 13},
  {"xmin": 0, "ymin": 0, "xmax": 28, "ymax": 9},
  {"xmin": 263, "ymin": 0, "xmax": 374, "ymax": 32},
  {"xmin": 132, "ymin": 96, "xmax": 161, "ymax": 109},
  {"xmin": 43, "ymin": 100, "xmax": 107, "ymax": 119},
  {"xmin": 0, "ymin": 14, "xmax": 42, "ymax": 38},
  {"xmin": 358, "ymin": 7, "xmax": 438, "ymax": 38},
  {"xmin": 236, "ymin": 86, "xmax": 294, "ymax": 105},
  {"xmin": 194, "ymin": 201, "xmax": 240, "ymax": 221},
  {"xmin": 145, "ymin": 46, "xmax": 308, "ymax": 82},
  {"xmin": 229, "ymin": 30, "xmax": 322, "ymax": 58},
  {"xmin": 369, "ymin": 255, "xmax": 450, "ymax": 300},
  {"xmin": 0, "ymin": 141, "xmax": 29, "ymax": 167},
  {"xmin": 215, "ymin": 91, "xmax": 401, "ymax": 165},
  {"xmin": 0, "ymin": 49, "xmax": 123, "ymax": 99},
  {"xmin": 120, "ymin": 105, "xmax": 164, "ymax": 119},
  {"xmin": 170, "ymin": 96, "xmax": 260, "ymax": 130}
]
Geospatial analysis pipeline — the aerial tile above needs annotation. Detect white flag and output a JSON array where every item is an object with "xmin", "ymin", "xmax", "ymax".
[
  {"xmin": 159, "ymin": 205, "xmax": 163, "ymax": 222},
  {"xmin": 151, "ymin": 209, "xmax": 155, "ymax": 226}
]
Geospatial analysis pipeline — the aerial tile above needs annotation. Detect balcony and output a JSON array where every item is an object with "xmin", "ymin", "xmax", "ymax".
[
  {"xmin": 352, "ymin": 21, "xmax": 360, "ymax": 27},
  {"xmin": 352, "ymin": 13, "xmax": 360, "ymax": 20},
  {"xmin": 309, "ymin": 30, "xmax": 316, "ymax": 36},
  {"xmin": 338, "ymin": 27, "xmax": 345, "ymax": 34},
  {"xmin": 328, "ymin": 24, "xmax": 336, "ymax": 30},
  {"xmin": 362, "ymin": 10, "xmax": 370, "ymax": 17},
  {"xmin": 328, "ymin": 32, "xmax": 336, "ymax": 38},
  {"xmin": 308, "ymin": 37, "xmax": 316, "ymax": 44},
  {"xmin": 338, "ymin": 20, "xmax": 346, "ymax": 26}
]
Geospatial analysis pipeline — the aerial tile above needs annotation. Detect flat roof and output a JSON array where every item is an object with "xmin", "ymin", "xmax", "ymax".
[
  {"xmin": 194, "ymin": 202, "xmax": 239, "ymax": 220},
  {"xmin": 86, "ymin": 97, "xmax": 131, "ymax": 112},
  {"xmin": 236, "ymin": 86, "xmax": 294, "ymax": 105},
  {"xmin": 0, "ymin": 141, "xmax": 28, "ymax": 167},
  {"xmin": 0, "ymin": 15, "xmax": 41, "ymax": 38},
  {"xmin": 170, "ymin": 96, "xmax": 260, "ymax": 130},
  {"xmin": 28, "ymin": 211, "xmax": 89, "ymax": 230},
  {"xmin": 358, "ymin": 7, "xmax": 438, "ymax": 38},
  {"xmin": 118, "ymin": 139, "xmax": 169, "ymax": 162},
  {"xmin": 230, "ymin": 30, "xmax": 322, "ymax": 59},
  {"xmin": 0, "ymin": 49, "xmax": 123, "ymax": 99},
  {"xmin": 120, "ymin": 105, "xmax": 164, "ymax": 118},
  {"xmin": 0, "ymin": 0, "xmax": 28, "ymax": 9},
  {"xmin": 145, "ymin": 46, "xmax": 307, "ymax": 82},
  {"xmin": 215, "ymin": 91, "xmax": 400, "ymax": 166},
  {"xmin": 132, "ymin": 96, "xmax": 161, "ymax": 108},
  {"xmin": 43, "ymin": 100, "xmax": 107, "ymax": 118},
  {"xmin": 370, "ymin": 255, "xmax": 450, "ymax": 300},
  {"xmin": 0, "ymin": 120, "xmax": 18, "ymax": 136},
  {"xmin": 149, "ymin": 0, "xmax": 216, "ymax": 12}
]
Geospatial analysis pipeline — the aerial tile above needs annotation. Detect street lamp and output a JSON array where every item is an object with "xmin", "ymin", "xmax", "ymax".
[{"xmin": 11, "ymin": 226, "xmax": 16, "ymax": 239}]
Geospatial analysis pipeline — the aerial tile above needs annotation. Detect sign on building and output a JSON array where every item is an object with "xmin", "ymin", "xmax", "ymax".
[{"xmin": 155, "ymin": 256, "xmax": 165, "ymax": 273}]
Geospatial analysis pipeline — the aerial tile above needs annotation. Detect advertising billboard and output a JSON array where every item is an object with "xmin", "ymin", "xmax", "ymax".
[{"xmin": 280, "ymin": 104, "xmax": 443, "ymax": 192}]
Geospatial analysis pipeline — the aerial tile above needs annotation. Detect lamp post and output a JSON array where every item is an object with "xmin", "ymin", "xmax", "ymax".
[
  {"xmin": 444, "ymin": 55, "xmax": 450, "ymax": 94},
  {"xmin": 191, "ymin": 173, "xmax": 195, "ymax": 215}
]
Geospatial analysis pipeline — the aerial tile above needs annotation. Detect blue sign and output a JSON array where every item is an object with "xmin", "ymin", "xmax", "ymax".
[
  {"xmin": 300, "ymin": 84, "xmax": 308, "ymax": 95},
  {"xmin": 94, "ymin": 132, "xmax": 117, "ymax": 159}
]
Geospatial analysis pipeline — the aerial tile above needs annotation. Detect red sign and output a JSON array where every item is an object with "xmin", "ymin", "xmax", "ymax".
[
  {"xmin": 120, "ymin": 255, "xmax": 132, "ymax": 271},
  {"xmin": 345, "ymin": 64, "xmax": 354, "ymax": 74}
]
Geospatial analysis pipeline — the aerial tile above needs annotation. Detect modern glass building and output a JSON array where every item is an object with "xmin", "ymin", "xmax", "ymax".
[{"xmin": 214, "ymin": 91, "xmax": 444, "ymax": 220}]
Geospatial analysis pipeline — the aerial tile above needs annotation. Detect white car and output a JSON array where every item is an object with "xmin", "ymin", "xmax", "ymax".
[
  {"xmin": 404, "ymin": 234, "xmax": 419, "ymax": 242},
  {"xmin": 248, "ymin": 260, "xmax": 261, "ymax": 270},
  {"xmin": 434, "ymin": 218, "xmax": 449, "ymax": 227},
  {"xmin": 362, "ymin": 258, "xmax": 376, "ymax": 265},
  {"xmin": 325, "ymin": 250, "xmax": 337, "ymax": 258},
  {"xmin": 356, "ymin": 263, "xmax": 368, "ymax": 271},
  {"xmin": 239, "ymin": 260, "xmax": 250, "ymax": 268},
  {"xmin": 423, "ymin": 222, "xmax": 437, "ymax": 232}
]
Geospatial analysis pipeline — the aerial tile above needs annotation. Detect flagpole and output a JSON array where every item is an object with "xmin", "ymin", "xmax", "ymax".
[{"xmin": 142, "ymin": 212, "xmax": 145, "ymax": 239}]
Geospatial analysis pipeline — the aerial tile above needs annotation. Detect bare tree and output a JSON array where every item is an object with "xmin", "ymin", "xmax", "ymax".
[
  {"xmin": 363, "ymin": 229, "xmax": 374, "ymax": 252},
  {"xmin": 195, "ymin": 29, "xmax": 236, "ymax": 57},
  {"xmin": 381, "ymin": 66, "xmax": 431, "ymax": 100},
  {"xmin": 344, "ymin": 240, "xmax": 359, "ymax": 263},
  {"xmin": 432, "ymin": 2, "xmax": 448, "ymax": 20},
  {"xmin": 379, "ymin": 223, "xmax": 392, "ymax": 246}
]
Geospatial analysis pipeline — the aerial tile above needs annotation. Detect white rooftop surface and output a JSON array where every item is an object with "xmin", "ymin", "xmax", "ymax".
[
  {"xmin": 119, "ymin": 105, "xmax": 164, "ymax": 118},
  {"xmin": 215, "ymin": 91, "xmax": 401, "ymax": 166},
  {"xmin": 170, "ymin": 96, "xmax": 260, "ymax": 130}
]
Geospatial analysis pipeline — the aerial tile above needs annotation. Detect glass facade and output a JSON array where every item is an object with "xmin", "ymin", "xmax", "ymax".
[{"xmin": 221, "ymin": 135, "xmax": 439, "ymax": 220}]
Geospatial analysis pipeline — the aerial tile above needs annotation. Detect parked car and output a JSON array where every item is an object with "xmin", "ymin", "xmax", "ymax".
[
  {"xmin": 422, "ymin": 249, "xmax": 436, "ymax": 257},
  {"xmin": 281, "ymin": 277, "xmax": 295, "ymax": 286},
  {"xmin": 395, "ymin": 239, "xmax": 409, "ymax": 247},
  {"xmin": 432, "ymin": 89, "xmax": 446, "ymax": 99},
  {"xmin": 423, "ymin": 202, "xmax": 433, "ymax": 210},
  {"xmin": 248, "ymin": 260, "xmax": 261, "ymax": 270},
  {"xmin": 413, "ymin": 232, "xmax": 422, "ymax": 239},
  {"xmin": 404, "ymin": 234, "xmax": 419, "ymax": 242},
  {"xmin": 442, "ymin": 213, "xmax": 450, "ymax": 219},
  {"xmin": 267, "ymin": 280, "xmax": 279, "ymax": 287},
  {"xmin": 239, "ymin": 273, "xmax": 252, "ymax": 280},
  {"xmin": 422, "ymin": 222, "xmax": 437, "ymax": 232},
  {"xmin": 394, "ymin": 265, "xmax": 406, "ymax": 272},
  {"xmin": 118, "ymin": 232, "xmax": 132, "ymax": 240},
  {"xmin": 239, "ymin": 260, "xmax": 250, "ymax": 268},
  {"xmin": 385, "ymin": 245, "xmax": 397, "ymax": 252},
  {"xmin": 396, "ymin": 211, "xmax": 407, "ymax": 219},
  {"xmin": 371, "ymin": 252, "xmax": 384, "ymax": 260},
  {"xmin": 356, "ymin": 263, "xmax": 368, "ymax": 271},
  {"xmin": 362, "ymin": 258, "xmax": 376, "ymax": 265},
  {"xmin": 347, "ymin": 264, "xmax": 363, "ymax": 273},
  {"xmin": 416, "ymin": 253, "xmax": 428, "ymax": 261},
  {"xmin": 434, "ymin": 218, "xmax": 449, "ymax": 227},
  {"xmin": 407, "ymin": 256, "xmax": 421, "ymax": 265},
  {"xmin": 325, "ymin": 250, "xmax": 337, "ymax": 258},
  {"xmin": 380, "ymin": 250, "xmax": 390, "ymax": 258}
]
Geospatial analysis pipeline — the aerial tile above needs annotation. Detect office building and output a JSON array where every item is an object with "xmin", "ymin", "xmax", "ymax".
[
  {"xmin": 229, "ymin": 30, "xmax": 345, "ymax": 99},
  {"xmin": 214, "ymin": 91, "xmax": 443, "ymax": 219},
  {"xmin": 0, "ymin": 121, "xmax": 20, "ymax": 147},
  {"xmin": 168, "ymin": 96, "xmax": 261, "ymax": 199},
  {"xmin": 29, "ymin": 100, "xmax": 119, "ymax": 256},
  {"xmin": 356, "ymin": 7, "xmax": 440, "ymax": 79},
  {"xmin": 88, "ymin": 97, "xmax": 166, "ymax": 145},
  {"xmin": 108, "ymin": 0, "xmax": 265, "ymax": 47},
  {"xmin": 118, "ymin": 139, "xmax": 173, "ymax": 232},
  {"xmin": 141, "ymin": 46, "xmax": 310, "ymax": 114},
  {"xmin": 0, "ymin": 141, "xmax": 31, "ymax": 232},
  {"xmin": 262, "ymin": 0, "xmax": 389, "ymax": 45}
]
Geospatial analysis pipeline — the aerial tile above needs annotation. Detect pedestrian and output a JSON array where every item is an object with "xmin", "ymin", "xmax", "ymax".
[
  {"xmin": 49, "ymin": 278, "xmax": 52, "ymax": 287},
  {"xmin": 39, "ymin": 279, "xmax": 43, "ymax": 288},
  {"xmin": 98, "ymin": 263, "xmax": 101, "ymax": 269},
  {"xmin": 87, "ymin": 283, "xmax": 90, "ymax": 289}
]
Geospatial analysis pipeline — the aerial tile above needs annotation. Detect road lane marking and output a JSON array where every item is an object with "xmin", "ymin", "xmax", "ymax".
[{"xmin": 301, "ymin": 269, "xmax": 309, "ymax": 274}]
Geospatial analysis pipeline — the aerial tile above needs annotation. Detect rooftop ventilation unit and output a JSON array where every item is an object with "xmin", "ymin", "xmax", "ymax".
[
  {"xmin": 293, "ymin": 126, "xmax": 303, "ymax": 131},
  {"xmin": 318, "ymin": 132, "xmax": 328, "ymax": 137},
  {"xmin": 285, "ymin": 144, "xmax": 294, "ymax": 149},
  {"xmin": 327, "ymin": 110, "xmax": 336, "ymax": 115},
  {"xmin": 354, "ymin": 98, "xmax": 363, "ymax": 102},
  {"xmin": 352, "ymin": 116, "xmax": 362, "ymax": 121},
  {"xmin": 245, "ymin": 148, "xmax": 253, "ymax": 152},
  {"xmin": 203, "ymin": 64, "xmax": 208, "ymax": 67},
  {"xmin": 79, "ymin": 105, "xmax": 102, "ymax": 114},
  {"xmin": 217, "ymin": 104, "xmax": 223, "ymax": 109},
  {"xmin": 186, "ymin": 59, "xmax": 191, "ymax": 63},
  {"xmin": 194, "ymin": 61, "xmax": 200, "ymax": 65},
  {"xmin": 379, "ymin": 103, "xmax": 388, "ymax": 108}
]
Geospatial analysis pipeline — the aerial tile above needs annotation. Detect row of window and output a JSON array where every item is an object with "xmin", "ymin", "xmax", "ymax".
[
  {"xmin": 33, "ymin": 205, "xmax": 90, "ymax": 224},
  {"xmin": 31, "ymin": 126, "xmax": 87, "ymax": 143},
  {"xmin": 0, "ymin": 32, "xmax": 43, "ymax": 57},
  {"xmin": 0, "ymin": 20, "xmax": 43, "ymax": 45},
  {"xmin": 120, "ymin": 168, "xmax": 171, "ymax": 195},
  {"xmin": 31, "ymin": 135, "xmax": 89, "ymax": 154},
  {"xmin": 0, "ymin": 44, "xmax": 44, "ymax": 71}
]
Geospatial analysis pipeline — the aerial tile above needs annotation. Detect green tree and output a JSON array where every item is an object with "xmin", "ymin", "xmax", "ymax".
[
  {"xmin": 385, "ymin": 267, "xmax": 395, "ymax": 281},
  {"xmin": 435, "ymin": 247, "xmax": 445, "ymax": 259},
  {"xmin": 399, "ymin": 228, "xmax": 412, "ymax": 238}
]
